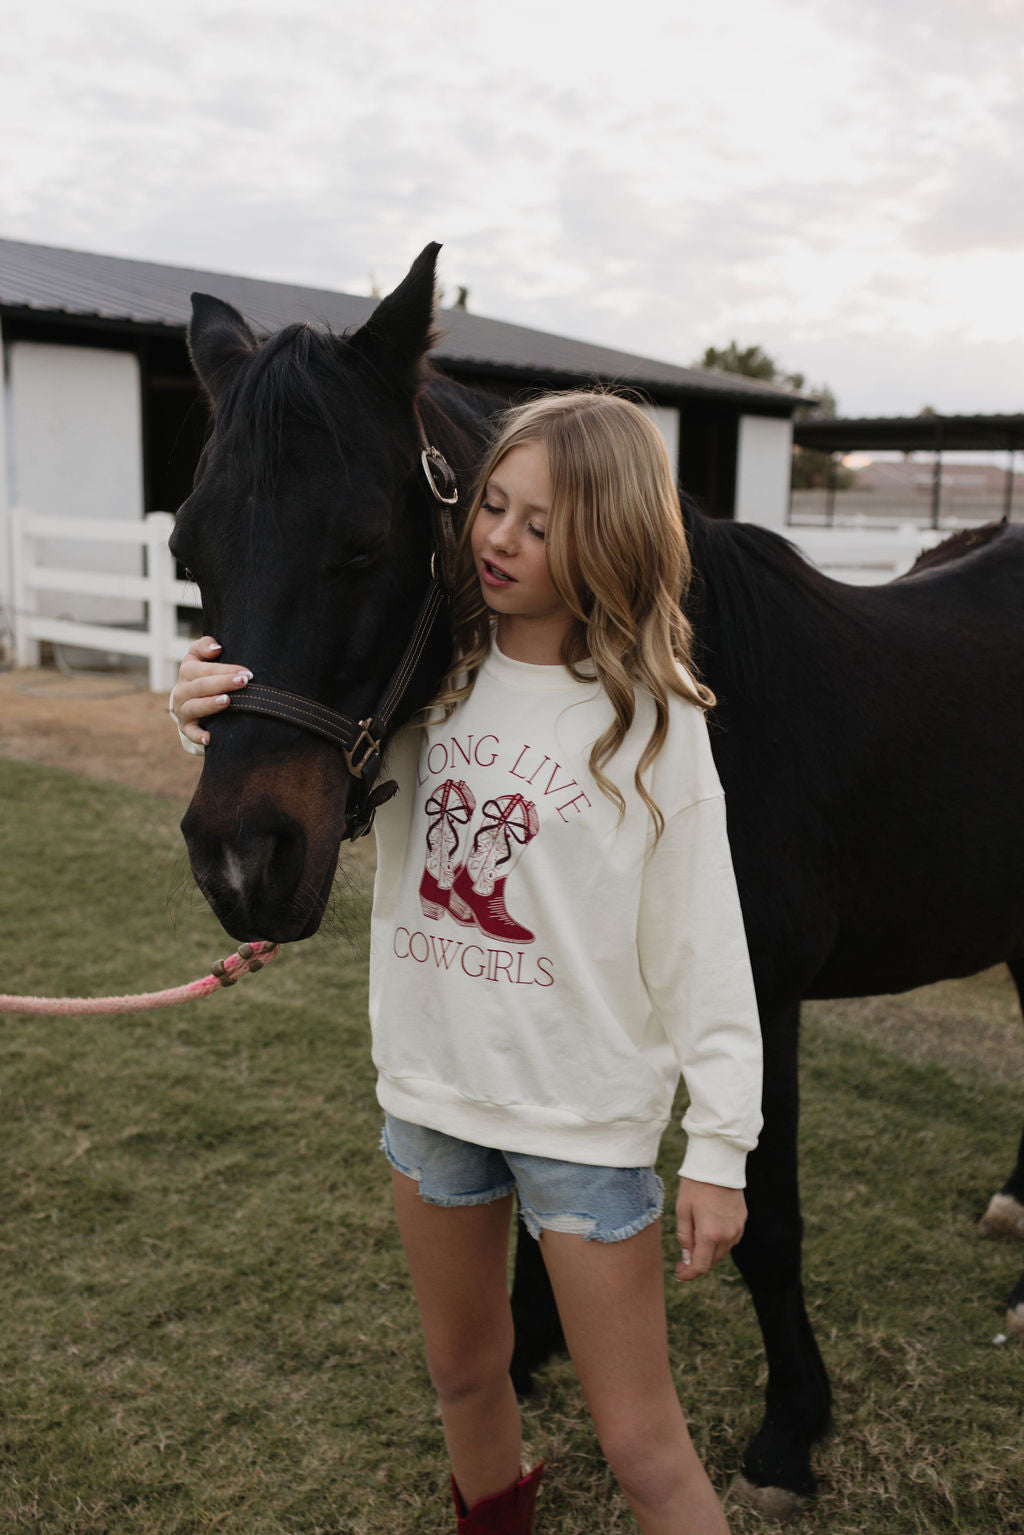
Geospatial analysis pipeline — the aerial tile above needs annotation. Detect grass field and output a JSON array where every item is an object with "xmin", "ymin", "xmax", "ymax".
[{"xmin": 1, "ymin": 757, "xmax": 1022, "ymax": 1533}]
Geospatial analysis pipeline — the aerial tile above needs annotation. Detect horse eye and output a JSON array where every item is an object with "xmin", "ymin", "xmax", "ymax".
[{"xmin": 328, "ymin": 546, "xmax": 381, "ymax": 578}]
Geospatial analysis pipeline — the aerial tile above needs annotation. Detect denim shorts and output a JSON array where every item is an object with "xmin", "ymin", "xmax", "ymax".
[{"xmin": 380, "ymin": 1113, "xmax": 664, "ymax": 1243}]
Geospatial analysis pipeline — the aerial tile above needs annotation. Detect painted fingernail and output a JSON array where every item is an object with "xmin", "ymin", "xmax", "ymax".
[
  {"xmin": 682, "ymin": 1249, "xmax": 692, "ymax": 1266},
  {"xmin": 207, "ymin": 640, "xmax": 222, "ymax": 651},
  {"xmin": 215, "ymin": 694, "xmax": 229, "ymax": 704},
  {"xmin": 232, "ymin": 672, "xmax": 251, "ymax": 685}
]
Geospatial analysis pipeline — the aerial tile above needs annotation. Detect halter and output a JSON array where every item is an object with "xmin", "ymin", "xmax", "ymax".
[{"xmin": 223, "ymin": 438, "xmax": 461, "ymax": 840}]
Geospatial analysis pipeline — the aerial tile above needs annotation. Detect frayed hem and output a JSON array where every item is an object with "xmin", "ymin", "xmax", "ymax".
[
  {"xmin": 380, "ymin": 1125, "xmax": 516, "ymax": 1207},
  {"xmin": 417, "ymin": 1184, "xmax": 517, "ymax": 1209},
  {"xmin": 522, "ymin": 1197, "xmax": 664, "ymax": 1244}
]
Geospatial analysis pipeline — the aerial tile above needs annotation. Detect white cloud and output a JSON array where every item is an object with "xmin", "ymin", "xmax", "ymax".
[{"xmin": 0, "ymin": 0, "xmax": 1022, "ymax": 414}]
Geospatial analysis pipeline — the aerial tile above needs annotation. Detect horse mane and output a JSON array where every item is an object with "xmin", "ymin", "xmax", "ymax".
[
  {"xmin": 211, "ymin": 322, "xmax": 370, "ymax": 503},
  {"xmin": 682, "ymin": 501, "xmax": 843, "ymax": 691},
  {"xmin": 900, "ymin": 519, "xmax": 1008, "ymax": 579}
]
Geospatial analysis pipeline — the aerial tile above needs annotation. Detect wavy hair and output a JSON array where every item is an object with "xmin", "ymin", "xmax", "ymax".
[{"xmin": 431, "ymin": 390, "xmax": 714, "ymax": 838}]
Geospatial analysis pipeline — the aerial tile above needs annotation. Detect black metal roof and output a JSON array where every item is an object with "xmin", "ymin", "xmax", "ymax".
[
  {"xmin": 0, "ymin": 235, "xmax": 804, "ymax": 413},
  {"xmin": 794, "ymin": 413, "xmax": 1024, "ymax": 454}
]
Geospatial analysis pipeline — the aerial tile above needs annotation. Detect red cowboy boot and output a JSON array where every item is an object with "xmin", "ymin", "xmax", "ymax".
[
  {"xmin": 420, "ymin": 779, "xmax": 476, "ymax": 919},
  {"xmin": 446, "ymin": 794, "xmax": 539, "ymax": 942},
  {"xmin": 451, "ymin": 1463, "xmax": 545, "ymax": 1534},
  {"xmin": 448, "ymin": 866, "xmax": 534, "ymax": 943}
]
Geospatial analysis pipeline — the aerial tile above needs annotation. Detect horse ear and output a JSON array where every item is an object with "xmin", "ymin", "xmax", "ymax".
[
  {"xmin": 347, "ymin": 242, "xmax": 440, "ymax": 392},
  {"xmin": 188, "ymin": 293, "xmax": 259, "ymax": 402}
]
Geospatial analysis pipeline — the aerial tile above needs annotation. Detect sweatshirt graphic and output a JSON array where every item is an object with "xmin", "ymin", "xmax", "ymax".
[{"xmin": 421, "ymin": 782, "xmax": 540, "ymax": 943}]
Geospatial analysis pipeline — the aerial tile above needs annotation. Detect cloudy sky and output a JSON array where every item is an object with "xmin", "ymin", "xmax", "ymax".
[{"xmin": 1, "ymin": 0, "xmax": 1021, "ymax": 418}]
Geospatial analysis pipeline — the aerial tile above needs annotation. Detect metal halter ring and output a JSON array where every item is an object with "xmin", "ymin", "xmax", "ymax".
[{"xmin": 420, "ymin": 445, "xmax": 459, "ymax": 505}]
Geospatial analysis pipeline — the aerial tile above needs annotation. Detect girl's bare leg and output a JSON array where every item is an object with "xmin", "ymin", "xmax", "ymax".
[
  {"xmin": 540, "ymin": 1221, "xmax": 730, "ymax": 1535},
  {"xmin": 391, "ymin": 1170, "xmax": 522, "ymax": 1507}
]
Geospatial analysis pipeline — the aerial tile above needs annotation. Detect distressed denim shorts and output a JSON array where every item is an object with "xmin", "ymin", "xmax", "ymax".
[{"xmin": 381, "ymin": 1113, "xmax": 664, "ymax": 1243}]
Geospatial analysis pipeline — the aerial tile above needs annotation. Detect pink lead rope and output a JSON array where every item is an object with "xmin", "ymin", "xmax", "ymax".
[{"xmin": 0, "ymin": 941, "xmax": 282, "ymax": 1016}]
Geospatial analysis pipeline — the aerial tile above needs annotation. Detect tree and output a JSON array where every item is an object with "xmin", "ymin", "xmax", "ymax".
[
  {"xmin": 699, "ymin": 342, "xmax": 780, "ymax": 383},
  {"xmin": 698, "ymin": 342, "xmax": 846, "ymax": 491}
]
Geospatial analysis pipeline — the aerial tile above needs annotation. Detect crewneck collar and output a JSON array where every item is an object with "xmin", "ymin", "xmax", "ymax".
[{"xmin": 482, "ymin": 640, "xmax": 597, "ymax": 692}]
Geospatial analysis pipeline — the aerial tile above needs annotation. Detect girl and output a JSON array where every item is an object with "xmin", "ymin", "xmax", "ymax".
[{"xmin": 171, "ymin": 392, "xmax": 763, "ymax": 1535}]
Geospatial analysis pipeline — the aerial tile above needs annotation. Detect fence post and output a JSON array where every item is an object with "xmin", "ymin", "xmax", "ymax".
[
  {"xmin": 145, "ymin": 512, "xmax": 178, "ymax": 692},
  {"xmin": 10, "ymin": 505, "xmax": 41, "ymax": 668}
]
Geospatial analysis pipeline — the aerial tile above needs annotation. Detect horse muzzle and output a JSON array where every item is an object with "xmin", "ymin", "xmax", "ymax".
[{"xmin": 181, "ymin": 751, "xmax": 349, "ymax": 942}]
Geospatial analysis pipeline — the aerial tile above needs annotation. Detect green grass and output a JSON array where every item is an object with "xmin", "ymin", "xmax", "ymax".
[{"xmin": 0, "ymin": 757, "xmax": 1022, "ymax": 1532}]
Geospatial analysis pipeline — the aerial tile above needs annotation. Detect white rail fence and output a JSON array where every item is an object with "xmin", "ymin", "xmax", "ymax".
[
  {"xmin": 10, "ymin": 508, "xmax": 200, "ymax": 692},
  {"xmin": 8, "ymin": 510, "xmax": 951, "ymax": 694}
]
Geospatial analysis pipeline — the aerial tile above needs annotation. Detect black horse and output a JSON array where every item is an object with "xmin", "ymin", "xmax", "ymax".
[{"xmin": 171, "ymin": 245, "xmax": 1024, "ymax": 1519}]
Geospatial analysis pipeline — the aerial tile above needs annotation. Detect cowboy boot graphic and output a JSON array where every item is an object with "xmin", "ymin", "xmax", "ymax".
[
  {"xmin": 448, "ymin": 793, "xmax": 540, "ymax": 943},
  {"xmin": 419, "ymin": 779, "xmax": 476, "ymax": 919}
]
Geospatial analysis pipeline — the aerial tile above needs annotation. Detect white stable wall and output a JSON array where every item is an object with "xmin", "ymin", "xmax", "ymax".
[
  {"xmin": 734, "ymin": 413, "xmax": 793, "ymax": 529},
  {"xmin": 6, "ymin": 341, "xmax": 144, "ymax": 625},
  {"xmin": 0, "ymin": 319, "xmax": 10, "ymax": 656},
  {"xmin": 639, "ymin": 404, "xmax": 680, "ymax": 477}
]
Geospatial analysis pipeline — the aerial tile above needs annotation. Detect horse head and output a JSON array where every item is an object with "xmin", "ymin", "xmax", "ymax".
[{"xmin": 172, "ymin": 244, "xmax": 474, "ymax": 942}]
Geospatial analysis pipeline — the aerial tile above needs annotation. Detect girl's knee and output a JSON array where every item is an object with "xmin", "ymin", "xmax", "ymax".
[
  {"xmin": 598, "ymin": 1413, "xmax": 704, "ymax": 1510},
  {"xmin": 426, "ymin": 1343, "xmax": 513, "ymax": 1407}
]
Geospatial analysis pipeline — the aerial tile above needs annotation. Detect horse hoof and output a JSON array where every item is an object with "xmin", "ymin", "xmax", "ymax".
[
  {"xmin": 1006, "ymin": 1301, "xmax": 1024, "ymax": 1339},
  {"xmin": 979, "ymin": 1192, "xmax": 1024, "ymax": 1241},
  {"xmin": 729, "ymin": 1473, "xmax": 812, "ymax": 1523}
]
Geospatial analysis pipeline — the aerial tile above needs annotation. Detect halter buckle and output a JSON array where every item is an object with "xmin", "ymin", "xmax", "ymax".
[{"xmin": 343, "ymin": 718, "xmax": 381, "ymax": 779}]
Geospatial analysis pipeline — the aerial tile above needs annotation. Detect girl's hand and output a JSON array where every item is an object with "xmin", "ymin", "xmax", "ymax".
[
  {"xmin": 674, "ymin": 1178, "xmax": 747, "ymax": 1282},
  {"xmin": 170, "ymin": 636, "xmax": 252, "ymax": 749}
]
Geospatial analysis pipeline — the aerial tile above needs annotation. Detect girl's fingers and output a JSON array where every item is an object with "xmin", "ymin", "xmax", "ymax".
[
  {"xmin": 187, "ymin": 670, "xmax": 252, "ymax": 698},
  {"xmin": 175, "ymin": 686, "xmax": 240, "ymax": 728},
  {"xmin": 172, "ymin": 655, "xmax": 252, "ymax": 719},
  {"xmin": 186, "ymin": 635, "xmax": 222, "ymax": 659},
  {"xmin": 674, "ymin": 1180, "xmax": 746, "ymax": 1283}
]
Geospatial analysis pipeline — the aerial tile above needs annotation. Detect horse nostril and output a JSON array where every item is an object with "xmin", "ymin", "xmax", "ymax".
[{"xmin": 222, "ymin": 825, "xmax": 305, "ymax": 895}]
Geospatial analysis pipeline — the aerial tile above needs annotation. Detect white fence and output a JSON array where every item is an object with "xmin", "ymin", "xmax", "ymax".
[
  {"xmin": 790, "ymin": 488, "xmax": 1020, "ymax": 527},
  {"xmin": 10, "ymin": 508, "xmax": 200, "ymax": 692}
]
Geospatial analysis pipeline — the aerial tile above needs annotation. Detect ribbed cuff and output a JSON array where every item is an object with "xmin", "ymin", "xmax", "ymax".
[{"xmin": 678, "ymin": 1134, "xmax": 749, "ymax": 1189}]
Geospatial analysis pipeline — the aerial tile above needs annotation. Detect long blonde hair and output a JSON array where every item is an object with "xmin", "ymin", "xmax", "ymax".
[{"xmin": 432, "ymin": 390, "xmax": 714, "ymax": 837}]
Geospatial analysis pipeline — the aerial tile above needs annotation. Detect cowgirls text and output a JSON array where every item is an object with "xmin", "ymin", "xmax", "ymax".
[{"xmin": 393, "ymin": 928, "xmax": 555, "ymax": 986}]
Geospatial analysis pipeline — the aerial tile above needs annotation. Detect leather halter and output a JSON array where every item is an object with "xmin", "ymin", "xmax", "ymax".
[{"xmin": 224, "ymin": 439, "xmax": 460, "ymax": 840}]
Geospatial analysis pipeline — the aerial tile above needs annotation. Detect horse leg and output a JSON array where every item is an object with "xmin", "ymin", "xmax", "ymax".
[
  {"xmin": 978, "ymin": 959, "xmax": 1024, "ymax": 1237},
  {"xmin": 979, "ymin": 1127, "xmax": 1024, "ymax": 1242},
  {"xmin": 982, "ymin": 1127, "xmax": 1024, "ymax": 1335},
  {"xmin": 509, "ymin": 1217, "xmax": 566, "ymax": 1395},
  {"xmin": 978, "ymin": 961, "xmax": 1024, "ymax": 1336},
  {"xmin": 729, "ymin": 1000, "xmax": 831, "ymax": 1521}
]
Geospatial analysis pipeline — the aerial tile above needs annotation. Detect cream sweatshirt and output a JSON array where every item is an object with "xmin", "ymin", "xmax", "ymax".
[{"xmin": 370, "ymin": 644, "xmax": 763, "ymax": 1186}]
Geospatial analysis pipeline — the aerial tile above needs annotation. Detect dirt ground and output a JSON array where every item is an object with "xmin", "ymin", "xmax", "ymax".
[{"xmin": 0, "ymin": 665, "xmax": 203, "ymax": 803}]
